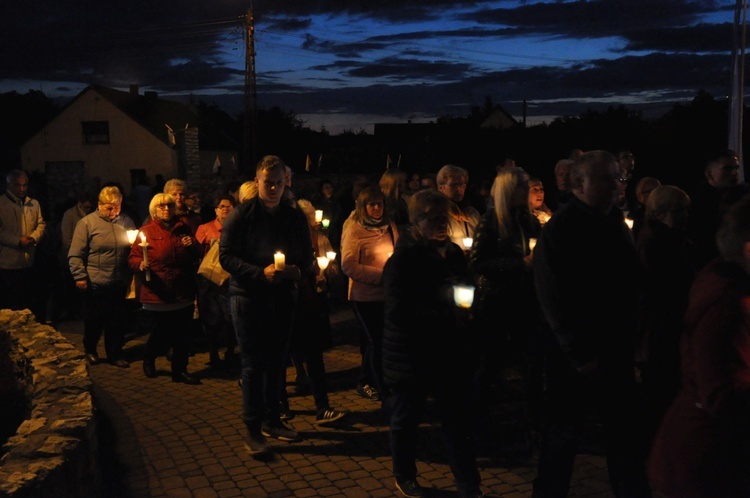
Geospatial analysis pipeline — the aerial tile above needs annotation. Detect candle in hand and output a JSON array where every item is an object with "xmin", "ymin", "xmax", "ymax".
[
  {"xmin": 139, "ymin": 232, "xmax": 151, "ymax": 281},
  {"xmin": 326, "ymin": 251, "xmax": 336, "ymax": 262},
  {"xmin": 126, "ymin": 229, "xmax": 139, "ymax": 245},
  {"xmin": 321, "ymin": 219, "xmax": 330, "ymax": 229},
  {"xmin": 274, "ymin": 251, "xmax": 286, "ymax": 270},
  {"xmin": 528, "ymin": 238, "xmax": 537, "ymax": 252},
  {"xmin": 624, "ymin": 218, "xmax": 634, "ymax": 230},
  {"xmin": 462, "ymin": 237, "xmax": 473, "ymax": 250},
  {"xmin": 316, "ymin": 256, "xmax": 330, "ymax": 273},
  {"xmin": 315, "ymin": 210, "xmax": 323, "ymax": 223}
]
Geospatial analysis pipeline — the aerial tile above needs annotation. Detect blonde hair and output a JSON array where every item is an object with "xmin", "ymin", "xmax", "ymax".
[
  {"xmin": 238, "ymin": 181, "xmax": 258, "ymax": 203},
  {"xmin": 98, "ymin": 186, "xmax": 122, "ymax": 205},
  {"xmin": 379, "ymin": 168, "xmax": 407, "ymax": 201},
  {"xmin": 492, "ymin": 167, "xmax": 529, "ymax": 238},
  {"xmin": 163, "ymin": 178, "xmax": 185, "ymax": 194},
  {"xmin": 149, "ymin": 193, "xmax": 175, "ymax": 218},
  {"xmin": 646, "ymin": 185, "xmax": 690, "ymax": 223}
]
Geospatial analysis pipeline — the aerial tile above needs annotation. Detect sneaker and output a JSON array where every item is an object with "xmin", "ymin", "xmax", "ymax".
[
  {"xmin": 356, "ymin": 384, "xmax": 380, "ymax": 401},
  {"xmin": 262, "ymin": 421, "xmax": 301, "ymax": 442},
  {"xmin": 315, "ymin": 408, "xmax": 346, "ymax": 426},
  {"xmin": 395, "ymin": 478, "xmax": 425, "ymax": 498},
  {"xmin": 244, "ymin": 430, "xmax": 270, "ymax": 457},
  {"xmin": 280, "ymin": 400, "xmax": 295, "ymax": 421}
]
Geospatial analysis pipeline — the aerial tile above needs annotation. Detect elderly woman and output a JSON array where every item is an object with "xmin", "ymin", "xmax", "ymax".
[
  {"xmin": 196, "ymin": 194, "xmax": 237, "ymax": 367},
  {"xmin": 649, "ymin": 194, "xmax": 750, "ymax": 498},
  {"xmin": 383, "ymin": 190, "xmax": 482, "ymax": 498},
  {"xmin": 129, "ymin": 192, "xmax": 203, "ymax": 384},
  {"xmin": 528, "ymin": 176, "xmax": 552, "ymax": 226},
  {"xmin": 341, "ymin": 186, "xmax": 399, "ymax": 402},
  {"xmin": 69, "ymin": 186, "xmax": 136, "ymax": 367}
]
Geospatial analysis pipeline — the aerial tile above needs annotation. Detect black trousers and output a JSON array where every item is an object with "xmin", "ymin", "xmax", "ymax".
[{"xmin": 82, "ymin": 285, "xmax": 129, "ymax": 360}]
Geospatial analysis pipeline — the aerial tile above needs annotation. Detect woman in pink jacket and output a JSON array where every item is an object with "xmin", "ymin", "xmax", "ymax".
[
  {"xmin": 129, "ymin": 192, "xmax": 203, "ymax": 384},
  {"xmin": 341, "ymin": 186, "xmax": 399, "ymax": 402}
]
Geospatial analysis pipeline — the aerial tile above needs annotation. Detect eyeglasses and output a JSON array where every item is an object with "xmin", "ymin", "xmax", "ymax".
[
  {"xmin": 156, "ymin": 203, "xmax": 175, "ymax": 209},
  {"xmin": 617, "ymin": 176, "xmax": 632, "ymax": 184}
]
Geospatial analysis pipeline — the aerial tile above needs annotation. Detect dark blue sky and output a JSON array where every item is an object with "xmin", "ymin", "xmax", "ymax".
[{"xmin": 0, "ymin": 1, "xmax": 739, "ymax": 133}]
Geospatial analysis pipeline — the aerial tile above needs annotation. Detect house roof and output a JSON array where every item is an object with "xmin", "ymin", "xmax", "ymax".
[{"xmin": 86, "ymin": 84, "xmax": 199, "ymax": 142}]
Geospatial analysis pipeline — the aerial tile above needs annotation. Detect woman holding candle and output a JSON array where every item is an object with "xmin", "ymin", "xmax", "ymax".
[
  {"xmin": 528, "ymin": 176, "xmax": 552, "ymax": 226},
  {"xmin": 129, "ymin": 192, "xmax": 203, "ymax": 384},
  {"xmin": 68, "ymin": 186, "xmax": 136, "ymax": 367},
  {"xmin": 470, "ymin": 167, "xmax": 542, "ymax": 423},
  {"xmin": 341, "ymin": 186, "xmax": 399, "ymax": 403},
  {"xmin": 382, "ymin": 189, "xmax": 482, "ymax": 498}
]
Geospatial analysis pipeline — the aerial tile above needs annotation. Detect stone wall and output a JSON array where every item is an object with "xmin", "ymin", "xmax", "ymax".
[{"xmin": 0, "ymin": 310, "xmax": 98, "ymax": 498}]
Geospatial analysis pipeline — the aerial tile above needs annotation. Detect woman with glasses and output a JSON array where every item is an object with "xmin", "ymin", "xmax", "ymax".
[{"xmin": 129, "ymin": 192, "xmax": 203, "ymax": 384}]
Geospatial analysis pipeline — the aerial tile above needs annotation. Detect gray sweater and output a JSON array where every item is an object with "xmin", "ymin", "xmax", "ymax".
[{"xmin": 68, "ymin": 212, "xmax": 135, "ymax": 289}]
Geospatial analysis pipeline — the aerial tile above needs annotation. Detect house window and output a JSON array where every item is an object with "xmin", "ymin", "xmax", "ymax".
[{"xmin": 81, "ymin": 121, "xmax": 110, "ymax": 144}]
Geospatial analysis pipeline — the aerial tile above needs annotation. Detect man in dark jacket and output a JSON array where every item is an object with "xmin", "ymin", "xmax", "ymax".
[
  {"xmin": 532, "ymin": 151, "xmax": 650, "ymax": 498},
  {"xmin": 220, "ymin": 155, "xmax": 314, "ymax": 458}
]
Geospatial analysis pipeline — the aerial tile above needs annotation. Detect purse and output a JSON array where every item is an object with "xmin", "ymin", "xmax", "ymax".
[{"xmin": 197, "ymin": 240, "xmax": 230, "ymax": 286}]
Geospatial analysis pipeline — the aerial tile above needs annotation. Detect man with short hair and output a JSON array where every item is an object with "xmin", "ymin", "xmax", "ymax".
[
  {"xmin": 436, "ymin": 164, "xmax": 480, "ymax": 249},
  {"xmin": 532, "ymin": 151, "xmax": 651, "ymax": 498},
  {"xmin": 0, "ymin": 169, "xmax": 46, "ymax": 313},
  {"xmin": 688, "ymin": 150, "xmax": 743, "ymax": 269},
  {"xmin": 220, "ymin": 155, "xmax": 314, "ymax": 458}
]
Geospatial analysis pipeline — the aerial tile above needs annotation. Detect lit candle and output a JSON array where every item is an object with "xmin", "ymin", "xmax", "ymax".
[
  {"xmin": 462, "ymin": 237, "xmax": 473, "ymax": 250},
  {"xmin": 315, "ymin": 210, "xmax": 323, "ymax": 223},
  {"xmin": 453, "ymin": 285, "xmax": 475, "ymax": 309},
  {"xmin": 316, "ymin": 256, "xmax": 330, "ymax": 274},
  {"xmin": 321, "ymin": 219, "xmax": 330, "ymax": 229},
  {"xmin": 326, "ymin": 251, "xmax": 336, "ymax": 261},
  {"xmin": 274, "ymin": 251, "xmax": 286, "ymax": 270},
  {"xmin": 624, "ymin": 218, "xmax": 634, "ymax": 230},
  {"xmin": 126, "ymin": 229, "xmax": 139, "ymax": 245},
  {"xmin": 528, "ymin": 238, "xmax": 537, "ymax": 252},
  {"xmin": 139, "ymin": 232, "xmax": 151, "ymax": 282}
]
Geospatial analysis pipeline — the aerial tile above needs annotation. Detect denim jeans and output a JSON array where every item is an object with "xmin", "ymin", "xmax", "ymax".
[{"xmin": 230, "ymin": 291, "xmax": 294, "ymax": 430}]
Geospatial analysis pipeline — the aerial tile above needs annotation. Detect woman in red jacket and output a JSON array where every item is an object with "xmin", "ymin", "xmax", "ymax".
[
  {"xmin": 649, "ymin": 194, "xmax": 750, "ymax": 498},
  {"xmin": 129, "ymin": 193, "xmax": 203, "ymax": 384}
]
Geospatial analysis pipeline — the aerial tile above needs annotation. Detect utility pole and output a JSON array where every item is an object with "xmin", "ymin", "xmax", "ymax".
[{"xmin": 243, "ymin": 5, "xmax": 258, "ymax": 174}]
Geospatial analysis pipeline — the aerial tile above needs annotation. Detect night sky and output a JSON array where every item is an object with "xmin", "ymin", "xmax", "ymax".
[{"xmin": 0, "ymin": 1, "xmax": 740, "ymax": 133}]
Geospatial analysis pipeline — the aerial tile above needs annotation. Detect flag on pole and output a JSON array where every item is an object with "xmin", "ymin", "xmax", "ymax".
[
  {"xmin": 305, "ymin": 154, "xmax": 312, "ymax": 172},
  {"xmin": 212, "ymin": 154, "xmax": 222, "ymax": 175},
  {"xmin": 729, "ymin": 0, "xmax": 747, "ymax": 181}
]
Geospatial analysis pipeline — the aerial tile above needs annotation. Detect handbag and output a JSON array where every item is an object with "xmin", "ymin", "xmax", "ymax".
[{"xmin": 197, "ymin": 240, "xmax": 230, "ymax": 286}]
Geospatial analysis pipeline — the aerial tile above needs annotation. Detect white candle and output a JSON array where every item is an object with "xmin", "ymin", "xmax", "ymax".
[
  {"xmin": 528, "ymin": 238, "xmax": 537, "ymax": 252},
  {"xmin": 139, "ymin": 232, "xmax": 151, "ymax": 282},
  {"xmin": 462, "ymin": 237, "xmax": 473, "ymax": 250},
  {"xmin": 624, "ymin": 218, "xmax": 634, "ymax": 230},
  {"xmin": 126, "ymin": 229, "xmax": 139, "ymax": 245},
  {"xmin": 274, "ymin": 251, "xmax": 286, "ymax": 270},
  {"xmin": 316, "ymin": 256, "xmax": 330, "ymax": 273},
  {"xmin": 326, "ymin": 251, "xmax": 336, "ymax": 261},
  {"xmin": 315, "ymin": 210, "xmax": 323, "ymax": 223},
  {"xmin": 453, "ymin": 285, "xmax": 475, "ymax": 309},
  {"xmin": 321, "ymin": 219, "xmax": 330, "ymax": 229}
]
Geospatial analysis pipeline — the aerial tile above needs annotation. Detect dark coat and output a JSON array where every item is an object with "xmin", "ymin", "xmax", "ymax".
[
  {"xmin": 649, "ymin": 260, "xmax": 750, "ymax": 498},
  {"xmin": 219, "ymin": 196, "xmax": 314, "ymax": 299},
  {"xmin": 533, "ymin": 196, "xmax": 640, "ymax": 374},
  {"xmin": 382, "ymin": 229, "xmax": 473, "ymax": 386},
  {"xmin": 469, "ymin": 206, "xmax": 539, "ymax": 314}
]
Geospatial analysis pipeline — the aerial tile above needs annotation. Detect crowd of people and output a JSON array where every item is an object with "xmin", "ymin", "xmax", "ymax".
[{"xmin": 1, "ymin": 145, "xmax": 749, "ymax": 498}]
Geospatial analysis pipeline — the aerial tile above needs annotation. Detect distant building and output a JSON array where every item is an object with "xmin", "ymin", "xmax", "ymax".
[{"xmin": 20, "ymin": 84, "xmax": 238, "ymax": 218}]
